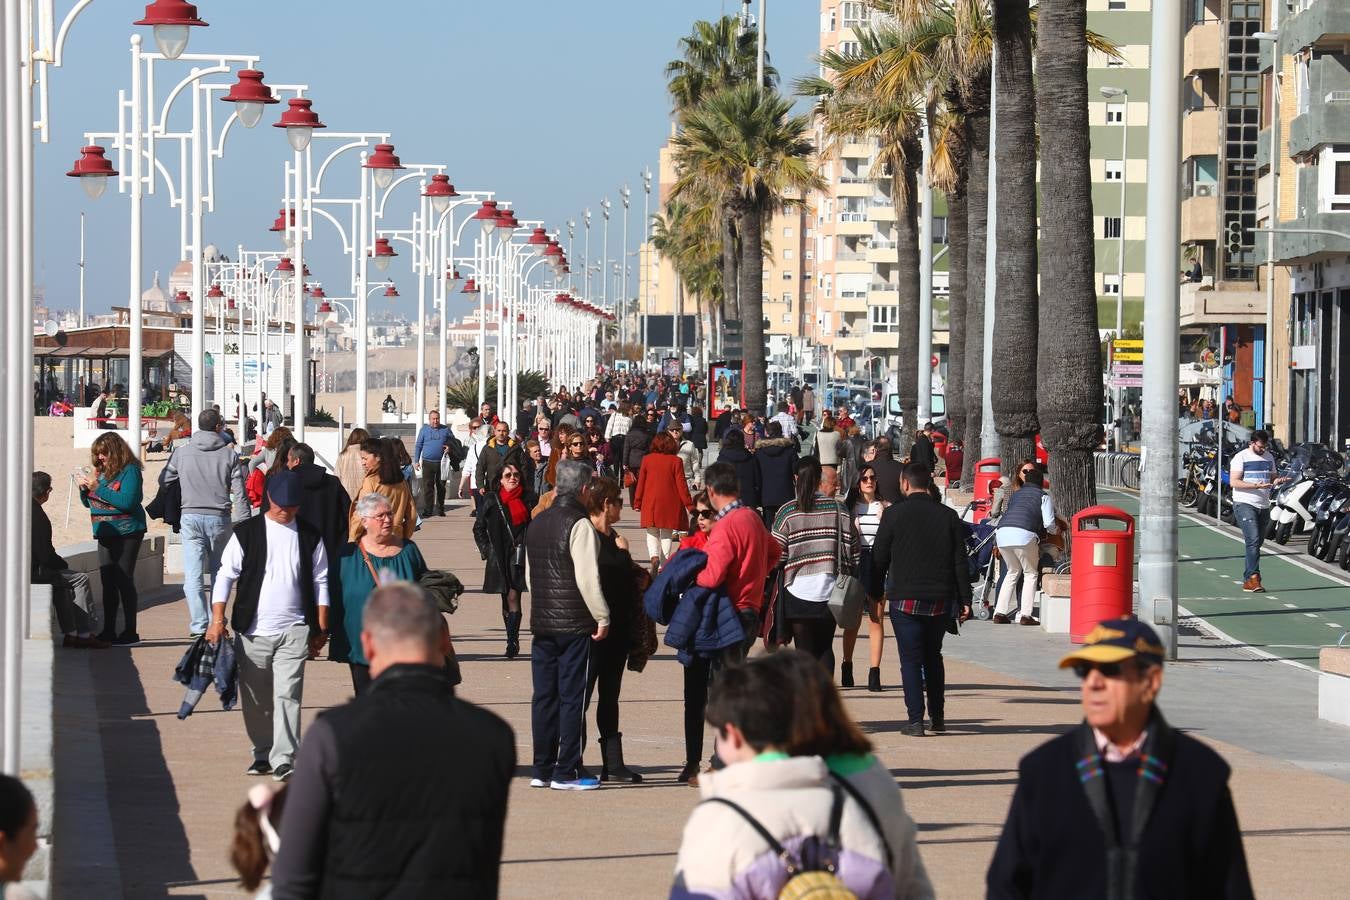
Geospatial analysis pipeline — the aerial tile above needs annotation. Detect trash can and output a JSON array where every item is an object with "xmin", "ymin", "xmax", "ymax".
[
  {"xmin": 943, "ymin": 441, "xmax": 964, "ymax": 488},
  {"xmin": 973, "ymin": 457, "xmax": 1003, "ymax": 502},
  {"xmin": 1069, "ymin": 505, "xmax": 1135, "ymax": 643}
]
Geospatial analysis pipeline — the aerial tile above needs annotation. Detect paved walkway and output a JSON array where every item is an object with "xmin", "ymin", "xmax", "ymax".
[{"xmin": 52, "ymin": 500, "xmax": 1350, "ymax": 898}]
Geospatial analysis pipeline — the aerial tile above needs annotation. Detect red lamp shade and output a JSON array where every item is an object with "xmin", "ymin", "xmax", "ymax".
[
  {"xmin": 462, "ymin": 278, "xmax": 480, "ymax": 294},
  {"xmin": 134, "ymin": 1, "xmax": 207, "ymax": 59},
  {"xmin": 220, "ymin": 70, "xmax": 278, "ymax": 128},
  {"xmin": 274, "ymin": 257, "xmax": 295, "ymax": 279},
  {"xmin": 317, "ymin": 299, "xmax": 334, "ymax": 314},
  {"xmin": 364, "ymin": 143, "xmax": 405, "ymax": 190},
  {"xmin": 424, "ymin": 174, "xmax": 458, "ymax": 213},
  {"xmin": 370, "ymin": 237, "xmax": 398, "ymax": 272},
  {"xmin": 309, "ymin": 286, "xmax": 327, "ymax": 301},
  {"xmin": 227, "ymin": 297, "xmax": 237, "ymax": 310},
  {"xmin": 302, "ymin": 263, "xmax": 312, "ymax": 277},
  {"xmin": 206, "ymin": 284, "xmax": 224, "ymax": 299},
  {"xmin": 473, "ymin": 200, "xmax": 499, "ymax": 233},
  {"xmin": 496, "ymin": 209, "xmax": 519, "ymax": 233},
  {"xmin": 66, "ymin": 146, "xmax": 118, "ymax": 199},
  {"xmin": 174, "ymin": 290, "xmax": 191, "ymax": 305},
  {"xmin": 527, "ymin": 227, "xmax": 551, "ymax": 255},
  {"xmin": 273, "ymin": 98, "xmax": 326, "ymax": 151},
  {"xmin": 269, "ymin": 208, "xmax": 296, "ymax": 232},
  {"xmin": 383, "ymin": 283, "xmax": 400, "ymax": 298}
]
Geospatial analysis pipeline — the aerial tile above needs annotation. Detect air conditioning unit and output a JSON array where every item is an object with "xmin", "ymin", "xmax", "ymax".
[{"xmin": 1194, "ymin": 184, "xmax": 1215, "ymax": 198}]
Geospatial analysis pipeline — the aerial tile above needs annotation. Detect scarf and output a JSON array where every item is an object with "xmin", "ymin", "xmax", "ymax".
[{"xmin": 500, "ymin": 484, "xmax": 528, "ymax": 526}]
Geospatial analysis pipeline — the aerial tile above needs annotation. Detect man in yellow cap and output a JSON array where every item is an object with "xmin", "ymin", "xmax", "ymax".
[{"xmin": 986, "ymin": 618, "xmax": 1253, "ymax": 899}]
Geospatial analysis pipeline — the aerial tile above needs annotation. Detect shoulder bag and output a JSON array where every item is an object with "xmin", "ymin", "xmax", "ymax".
[{"xmin": 827, "ymin": 501, "xmax": 866, "ymax": 630}]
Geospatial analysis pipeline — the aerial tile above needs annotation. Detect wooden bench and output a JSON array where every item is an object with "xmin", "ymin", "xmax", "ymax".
[{"xmin": 1318, "ymin": 646, "xmax": 1350, "ymax": 728}]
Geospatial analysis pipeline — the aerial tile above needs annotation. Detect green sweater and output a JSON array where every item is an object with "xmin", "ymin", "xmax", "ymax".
[{"xmin": 80, "ymin": 464, "xmax": 147, "ymax": 537}]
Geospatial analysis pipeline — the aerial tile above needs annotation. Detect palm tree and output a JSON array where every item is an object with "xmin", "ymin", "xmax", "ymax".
[
  {"xmin": 671, "ymin": 83, "xmax": 823, "ymax": 412},
  {"xmin": 988, "ymin": 0, "xmax": 1041, "ymax": 472},
  {"xmin": 930, "ymin": 100, "xmax": 969, "ymax": 447},
  {"xmin": 1035, "ymin": 0, "xmax": 1102, "ymax": 517}
]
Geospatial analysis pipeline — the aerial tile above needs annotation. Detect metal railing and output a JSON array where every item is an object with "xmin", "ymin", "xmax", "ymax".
[{"xmin": 1094, "ymin": 451, "xmax": 1141, "ymax": 490}]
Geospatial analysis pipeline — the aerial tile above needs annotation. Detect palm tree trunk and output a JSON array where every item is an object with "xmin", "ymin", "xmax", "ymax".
[
  {"xmin": 738, "ymin": 205, "xmax": 767, "ymax": 413},
  {"xmin": 676, "ymin": 271, "xmax": 686, "ymax": 365},
  {"xmin": 894, "ymin": 164, "xmax": 920, "ymax": 447},
  {"xmin": 946, "ymin": 190, "xmax": 969, "ymax": 446},
  {"xmin": 991, "ymin": 0, "xmax": 1040, "ymax": 472},
  {"xmin": 961, "ymin": 78, "xmax": 990, "ymax": 486},
  {"xmin": 1036, "ymin": 0, "xmax": 1101, "ymax": 519},
  {"xmin": 721, "ymin": 210, "xmax": 739, "ymax": 324}
]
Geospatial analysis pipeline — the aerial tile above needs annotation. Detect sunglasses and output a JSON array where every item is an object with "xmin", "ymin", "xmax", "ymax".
[
  {"xmin": 860, "ymin": 475, "xmax": 875, "ymax": 483},
  {"xmin": 501, "ymin": 471, "xmax": 520, "ymax": 480},
  {"xmin": 1020, "ymin": 468, "xmax": 1035, "ymax": 476},
  {"xmin": 696, "ymin": 509, "xmax": 714, "ymax": 519},
  {"xmin": 569, "ymin": 439, "xmax": 584, "ymax": 447},
  {"xmin": 1071, "ymin": 661, "xmax": 1135, "ymax": 680}
]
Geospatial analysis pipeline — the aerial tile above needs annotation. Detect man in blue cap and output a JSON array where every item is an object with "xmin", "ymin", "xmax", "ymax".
[
  {"xmin": 987, "ymin": 618, "xmax": 1253, "ymax": 899},
  {"xmin": 208, "ymin": 469, "xmax": 331, "ymax": 783}
]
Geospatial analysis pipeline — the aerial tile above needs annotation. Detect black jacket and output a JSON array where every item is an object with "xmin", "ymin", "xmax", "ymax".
[
  {"xmin": 688, "ymin": 414, "xmax": 709, "ymax": 450},
  {"xmin": 754, "ymin": 438, "xmax": 797, "ymax": 508},
  {"xmin": 623, "ymin": 425, "xmax": 651, "ymax": 473},
  {"xmin": 263, "ymin": 463, "xmax": 352, "ymax": 568},
  {"xmin": 717, "ymin": 445, "xmax": 761, "ymax": 509},
  {"xmin": 271, "ymin": 665, "xmax": 514, "ymax": 899},
  {"xmin": 987, "ymin": 711, "xmax": 1253, "ymax": 900},
  {"xmin": 525, "ymin": 495, "xmax": 595, "ymax": 636},
  {"xmin": 870, "ymin": 454, "xmax": 905, "ymax": 504},
  {"xmin": 473, "ymin": 490, "xmax": 531, "ymax": 595},
  {"xmin": 870, "ymin": 493, "xmax": 971, "ymax": 606},
  {"xmin": 909, "ymin": 433, "xmax": 937, "ymax": 472},
  {"xmin": 31, "ymin": 501, "xmax": 66, "ymax": 580},
  {"xmin": 145, "ymin": 477, "xmax": 182, "ymax": 532}
]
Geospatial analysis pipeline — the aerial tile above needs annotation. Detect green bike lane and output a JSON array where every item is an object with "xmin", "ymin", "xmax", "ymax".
[{"xmin": 1100, "ymin": 488, "xmax": 1350, "ymax": 667}]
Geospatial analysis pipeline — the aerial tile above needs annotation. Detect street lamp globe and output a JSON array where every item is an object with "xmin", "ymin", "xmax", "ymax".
[
  {"xmin": 445, "ymin": 268, "xmax": 462, "ymax": 292},
  {"xmin": 66, "ymin": 145, "xmax": 118, "ymax": 199},
  {"xmin": 384, "ymin": 283, "xmax": 400, "ymax": 298},
  {"xmin": 270, "ymin": 208, "xmax": 296, "ymax": 249},
  {"xmin": 474, "ymin": 200, "xmax": 500, "ymax": 235},
  {"xmin": 220, "ymin": 70, "xmax": 279, "ymax": 129},
  {"xmin": 424, "ymin": 174, "xmax": 458, "ymax": 215},
  {"xmin": 274, "ymin": 257, "xmax": 295, "ymax": 281},
  {"xmin": 134, "ymin": 0, "xmax": 208, "ymax": 60},
  {"xmin": 370, "ymin": 237, "xmax": 398, "ymax": 273},
  {"xmin": 527, "ymin": 227, "xmax": 551, "ymax": 256},
  {"xmin": 462, "ymin": 278, "xmax": 480, "ymax": 294},
  {"xmin": 364, "ymin": 143, "xmax": 405, "ymax": 191},
  {"xmin": 273, "ymin": 98, "xmax": 326, "ymax": 152}
]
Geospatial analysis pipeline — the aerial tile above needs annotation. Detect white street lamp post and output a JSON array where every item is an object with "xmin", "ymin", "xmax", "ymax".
[
  {"xmin": 1253, "ymin": 27, "xmax": 1280, "ymax": 428},
  {"xmin": 916, "ymin": 118, "xmax": 934, "ymax": 427},
  {"xmin": 641, "ymin": 167, "xmax": 652, "ymax": 365},
  {"xmin": 620, "ymin": 185, "xmax": 630, "ymax": 352},
  {"xmin": 1102, "ymin": 85, "xmax": 1129, "ymax": 432}
]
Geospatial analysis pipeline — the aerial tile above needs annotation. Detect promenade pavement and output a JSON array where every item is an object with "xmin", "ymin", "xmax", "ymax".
[{"xmin": 52, "ymin": 497, "xmax": 1350, "ymax": 898}]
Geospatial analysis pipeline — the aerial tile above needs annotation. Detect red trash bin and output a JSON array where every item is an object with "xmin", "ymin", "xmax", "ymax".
[
  {"xmin": 1069, "ymin": 506, "xmax": 1135, "ymax": 643},
  {"xmin": 972, "ymin": 457, "xmax": 1002, "ymax": 502}
]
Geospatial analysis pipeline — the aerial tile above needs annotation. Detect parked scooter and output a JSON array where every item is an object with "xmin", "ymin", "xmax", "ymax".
[
  {"xmin": 1306, "ymin": 480, "xmax": 1350, "ymax": 560},
  {"xmin": 1268, "ymin": 445, "xmax": 1344, "ymax": 544}
]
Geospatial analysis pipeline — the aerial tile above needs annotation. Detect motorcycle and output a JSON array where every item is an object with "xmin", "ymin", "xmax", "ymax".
[
  {"xmin": 1305, "ymin": 480, "xmax": 1350, "ymax": 560},
  {"xmin": 1268, "ymin": 445, "xmax": 1343, "ymax": 544}
]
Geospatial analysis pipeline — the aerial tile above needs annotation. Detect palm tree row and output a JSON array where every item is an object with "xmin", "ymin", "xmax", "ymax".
[
  {"xmin": 660, "ymin": 14, "xmax": 822, "ymax": 412},
  {"xmin": 801, "ymin": 0, "xmax": 1111, "ymax": 518}
]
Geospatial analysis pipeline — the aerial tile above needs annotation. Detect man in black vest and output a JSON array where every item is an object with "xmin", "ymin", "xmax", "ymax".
[
  {"xmin": 272, "ymin": 582, "xmax": 514, "ymax": 898},
  {"xmin": 525, "ymin": 459, "xmax": 610, "ymax": 791},
  {"xmin": 987, "ymin": 619, "xmax": 1253, "ymax": 899},
  {"xmin": 208, "ymin": 470, "xmax": 330, "ymax": 782}
]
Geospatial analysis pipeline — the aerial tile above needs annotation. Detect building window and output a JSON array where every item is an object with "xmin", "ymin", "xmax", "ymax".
[
  {"xmin": 869, "ymin": 305, "xmax": 898, "ymax": 334},
  {"xmin": 931, "ymin": 216, "xmax": 948, "ymax": 244},
  {"xmin": 1108, "ymin": 0, "xmax": 1126, "ymax": 9},
  {"xmin": 841, "ymin": 1, "xmax": 864, "ymax": 27},
  {"xmin": 1103, "ymin": 274, "xmax": 1121, "ymax": 295},
  {"xmin": 1107, "ymin": 57, "xmax": 1124, "ymax": 68},
  {"xmin": 840, "ymin": 40, "xmax": 860, "ymax": 57},
  {"xmin": 804, "ymin": 227, "xmax": 813, "ymax": 238},
  {"xmin": 1105, "ymin": 160, "xmax": 1124, "ymax": 181},
  {"xmin": 782, "ymin": 292, "xmax": 792, "ymax": 305},
  {"xmin": 1324, "ymin": 151, "xmax": 1350, "ymax": 212},
  {"xmin": 804, "ymin": 249, "xmax": 814, "ymax": 260},
  {"xmin": 1105, "ymin": 103, "xmax": 1125, "ymax": 124},
  {"xmin": 1104, "ymin": 217, "xmax": 1122, "ymax": 239},
  {"xmin": 783, "ymin": 271, "xmax": 794, "ymax": 280},
  {"xmin": 783, "ymin": 227, "xmax": 794, "ymax": 238},
  {"xmin": 782, "ymin": 248, "xmax": 793, "ymax": 260},
  {"xmin": 782, "ymin": 312, "xmax": 793, "ymax": 324}
]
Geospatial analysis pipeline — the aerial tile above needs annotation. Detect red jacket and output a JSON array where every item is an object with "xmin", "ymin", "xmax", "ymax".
[
  {"xmin": 634, "ymin": 453, "xmax": 693, "ymax": 530},
  {"xmin": 696, "ymin": 506, "xmax": 782, "ymax": 613}
]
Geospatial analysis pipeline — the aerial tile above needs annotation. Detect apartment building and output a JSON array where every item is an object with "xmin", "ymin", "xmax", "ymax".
[{"xmin": 1260, "ymin": 0, "xmax": 1350, "ymax": 448}]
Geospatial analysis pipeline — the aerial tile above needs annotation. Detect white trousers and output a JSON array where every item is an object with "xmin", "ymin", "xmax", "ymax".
[
  {"xmin": 645, "ymin": 528, "xmax": 675, "ymax": 564},
  {"xmin": 994, "ymin": 541, "xmax": 1040, "ymax": 620}
]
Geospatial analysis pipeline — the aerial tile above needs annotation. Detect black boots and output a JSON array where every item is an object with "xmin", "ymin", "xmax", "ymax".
[
  {"xmin": 840, "ymin": 660, "xmax": 854, "ymax": 688},
  {"xmin": 600, "ymin": 733, "xmax": 643, "ymax": 783},
  {"xmin": 503, "ymin": 611, "xmax": 522, "ymax": 659},
  {"xmin": 867, "ymin": 667, "xmax": 882, "ymax": 693}
]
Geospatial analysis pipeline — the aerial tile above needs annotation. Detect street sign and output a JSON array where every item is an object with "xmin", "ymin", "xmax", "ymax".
[
  {"xmin": 1112, "ymin": 363, "xmax": 1144, "ymax": 374},
  {"xmin": 1113, "ymin": 352, "xmax": 1144, "ymax": 362},
  {"xmin": 1113, "ymin": 339, "xmax": 1143, "ymax": 349},
  {"xmin": 1108, "ymin": 376, "xmax": 1143, "ymax": 388}
]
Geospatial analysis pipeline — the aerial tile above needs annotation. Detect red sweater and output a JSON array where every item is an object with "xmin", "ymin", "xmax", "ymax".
[
  {"xmin": 696, "ymin": 506, "xmax": 782, "ymax": 613},
  {"xmin": 634, "ymin": 453, "xmax": 693, "ymax": 530}
]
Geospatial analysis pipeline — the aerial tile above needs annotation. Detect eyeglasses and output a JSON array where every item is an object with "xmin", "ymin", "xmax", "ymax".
[
  {"xmin": 860, "ymin": 475, "xmax": 875, "ymax": 483},
  {"xmin": 696, "ymin": 509, "xmax": 714, "ymax": 519},
  {"xmin": 501, "ymin": 471, "xmax": 520, "ymax": 480},
  {"xmin": 1071, "ymin": 661, "xmax": 1134, "ymax": 680},
  {"xmin": 569, "ymin": 440, "xmax": 584, "ymax": 447},
  {"xmin": 364, "ymin": 511, "xmax": 393, "ymax": 521}
]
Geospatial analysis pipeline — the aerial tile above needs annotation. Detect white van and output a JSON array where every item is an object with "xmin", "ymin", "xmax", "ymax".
[{"xmin": 880, "ymin": 375, "xmax": 946, "ymax": 441}]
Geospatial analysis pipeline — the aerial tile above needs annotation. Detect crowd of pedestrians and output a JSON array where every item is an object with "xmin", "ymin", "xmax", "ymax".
[{"xmin": 34, "ymin": 369, "xmax": 1255, "ymax": 898}]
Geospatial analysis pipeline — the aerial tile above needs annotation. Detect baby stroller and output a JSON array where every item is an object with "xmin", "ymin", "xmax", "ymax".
[{"xmin": 964, "ymin": 513, "xmax": 1001, "ymax": 620}]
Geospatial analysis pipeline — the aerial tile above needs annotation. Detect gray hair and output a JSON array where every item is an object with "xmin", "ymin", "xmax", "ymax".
[
  {"xmin": 354, "ymin": 491, "xmax": 392, "ymax": 519},
  {"xmin": 554, "ymin": 459, "xmax": 591, "ymax": 498},
  {"xmin": 362, "ymin": 581, "xmax": 441, "ymax": 653}
]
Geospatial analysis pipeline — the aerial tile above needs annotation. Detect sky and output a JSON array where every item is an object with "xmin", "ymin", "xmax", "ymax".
[{"xmin": 36, "ymin": 0, "xmax": 820, "ymax": 327}]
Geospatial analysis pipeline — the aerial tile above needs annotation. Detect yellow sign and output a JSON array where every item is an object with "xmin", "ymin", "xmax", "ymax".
[
  {"xmin": 1114, "ymin": 352, "xmax": 1144, "ymax": 362},
  {"xmin": 1113, "ymin": 339, "xmax": 1143, "ymax": 349}
]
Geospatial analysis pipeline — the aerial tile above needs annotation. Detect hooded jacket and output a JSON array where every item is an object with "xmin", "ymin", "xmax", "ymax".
[
  {"xmin": 754, "ymin": 438, "xmax": 798, "ymax": 509},
  {"xmin": 716, "ymin": 445, "xmax": 761, "ymax": 509},
  {"xmin": 642, "ymin": 549, "xmax": 742, "ymax": 665},
  {"xmin": 162, "ymin": 430, "xmax": 249, "ymax": 519}
]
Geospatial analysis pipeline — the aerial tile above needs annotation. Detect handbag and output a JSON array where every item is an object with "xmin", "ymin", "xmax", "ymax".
[{"xmin": 827, "ymin": 502, "xmax": 866, "ymax": 630}]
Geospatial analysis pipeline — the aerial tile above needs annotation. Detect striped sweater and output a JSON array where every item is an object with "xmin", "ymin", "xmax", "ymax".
[{"xmin": 771, "ymin": 495, "xmax": 860, "ymax": 585}]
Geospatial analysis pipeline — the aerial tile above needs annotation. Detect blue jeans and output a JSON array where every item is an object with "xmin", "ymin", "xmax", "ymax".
[
  {"xmin": 531, "ymin": 633, "xmax": 591, "ymax": 783},
  {"xmin": 1233, "ymin": 503, "xmax": 1270, "ymax": 579},
  {"xmin": 181, "ymin": 512, "xmax": 231, "ymax": 633},
  {"xmin": 889, "ymin": 608, "xmax": 948, "ymax": 725}
]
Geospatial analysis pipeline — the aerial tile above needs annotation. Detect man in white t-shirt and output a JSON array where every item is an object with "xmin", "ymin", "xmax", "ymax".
[
  {"xmin": 207, "ymin": 470, "xmax": 330, "ymax": 782},
  {"xmin": 1228, "ymin": 429, "xmax": 1287, "ymax": 592}
]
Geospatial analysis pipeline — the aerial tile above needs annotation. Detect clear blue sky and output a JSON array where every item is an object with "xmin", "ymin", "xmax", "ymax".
[{"xmin": 37, "ymin": 0, "xmax": 819, "ymax": 325}]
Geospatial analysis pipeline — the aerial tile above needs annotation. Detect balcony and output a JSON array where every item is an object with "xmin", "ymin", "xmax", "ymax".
[
  {"xmin": 1265, "ymin": 210, "xmax": 1350, "ymax": 265},
  {"xmin": 836, "ymin": 214, "xmax": 872, "ymax": 236},
  {"xmin": 1183, "ymin": 19, "xmax": 1221, "ymax": 76},
  {"xmin": 865, "ymin": 331, "xmax": 900, "ymax": 350},
  {"xmin": 837, "ymin": 178, "xmax": 873, "ymax": 197},
  {"xmin": 868, "ymin": 203, "xmax": 896, "ymax": 222},
  {"xmin": 867, "ymin": 241, "xmax": 898, "ymax": 265},
  {"xmin": 1282, "ymin": 0, "xmax": 1350, "ymax": 53},
  {"xmin": 841, "ymin": 142, "xmax": 873, "ymax": 159},
  {"xmin": 1179, "ymin": 280, "xmax": 1267, "ymax": 327},
  {"xmin": 835, "ymin": 292, "xmax": 868, "ymax": 313},
  {"xmin": 1182, "ymin": 106, "xmax": 1219, "ymax": 159},
  {"xmin": 832, "ymin": 333, "xmax": 865, "ymax": 352},
  {"xmin": 869, "ymin": 283, "xmax": 899, "ymax": 306},
  {"xmin": 1287, "ymin": 93, "xmax": 1350, "ymax": 158},
  {"xmin": 1180, "ymin": 194, "xmax": 1217, "ymax": 244}
]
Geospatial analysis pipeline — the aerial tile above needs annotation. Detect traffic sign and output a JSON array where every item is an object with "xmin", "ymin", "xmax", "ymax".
[
  {"xmin": 1112, "ymin": 363, "xmax": 1144, "ymax": 374},
  {"xmin": 1108, "ymin": 376, "xmax": 1143, "ymax": 387},
  {"xmin": 1113, "ymin": 339, "xmax": 1143, "ymax": 349}
]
